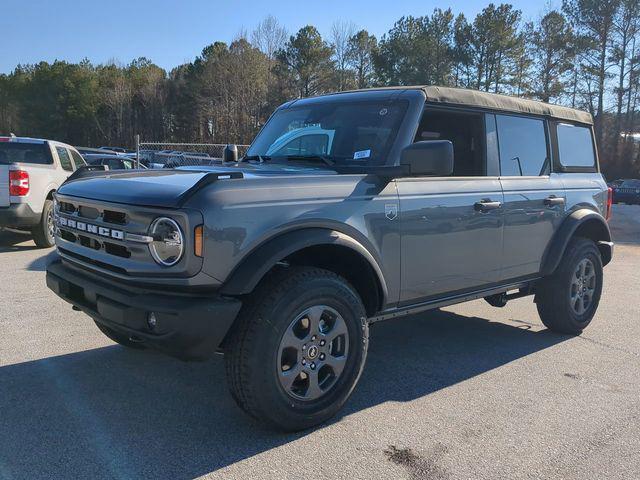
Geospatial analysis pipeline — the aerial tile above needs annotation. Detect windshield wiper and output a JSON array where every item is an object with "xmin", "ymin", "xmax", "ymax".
[
  {"xmin": 242, "ymin": 154, "xmax": 338, "ymax": 168},
  {"xmin": 282, "ymin": 155, "xmax": 336, "ymax": 167},
  {"xmin": 240, "ymin": 155, "xmax": 271, "ymax": 163}
]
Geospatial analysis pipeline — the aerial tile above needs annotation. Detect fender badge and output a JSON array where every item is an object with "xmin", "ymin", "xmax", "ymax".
[{"xmin": 385, "ymin": 204, "xmax": 398, "ymax": 221}]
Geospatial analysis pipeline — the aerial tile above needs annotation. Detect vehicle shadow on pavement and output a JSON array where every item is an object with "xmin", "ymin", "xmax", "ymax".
[
  {"xmin": 0, "ymin": 229, "xmax": 38, "ymax": 252},
  {"xmin": 25, "ymin": 249, "xmax": 58, "ymax": 271},
  {"xmin": 0, "ymin": 309, "xmax": 568, "ymax": 479}
]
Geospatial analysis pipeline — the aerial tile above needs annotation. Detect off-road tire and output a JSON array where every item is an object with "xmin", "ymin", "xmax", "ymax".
[
  {"xmin": 535, "ymin": 237, "xmax": 603, "ymax": 334},
  {"xmin": 224, "ymin": 266, "xmax": 369, "ymax": 432},
  {"xmin": 32, "ymin": 199, "xmax": 55, "ymax": 248},
  {"xmin": 94, "ymin": 320, "xmax": 147, "ymax": 350}
]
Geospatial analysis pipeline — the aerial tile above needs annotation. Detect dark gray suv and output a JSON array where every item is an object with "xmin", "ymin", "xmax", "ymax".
[{"xmin": 46, "ymin": 86, "xmax": 613, "ymax": 431}]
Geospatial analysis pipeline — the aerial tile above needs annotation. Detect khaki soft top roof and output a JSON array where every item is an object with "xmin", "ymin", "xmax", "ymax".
[{"xmin": 421, "ymin": 86, "xmax": 593, "ymax": 125}]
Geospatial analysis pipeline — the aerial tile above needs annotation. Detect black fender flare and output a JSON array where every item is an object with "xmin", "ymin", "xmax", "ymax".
[
  {"xmin": 540, "ymin": 209, "xmax": 612, "ymax": 276},
  {"xmin": 219, "ymin": 227, "xmax": 389, "ymax": 305}
]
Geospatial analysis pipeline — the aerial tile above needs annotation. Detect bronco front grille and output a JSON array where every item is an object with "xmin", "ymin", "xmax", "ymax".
[
  {"xmin": 60, "ymin": 200, "xmax": 127, "ymax": 224},
  {"xmin": 53, "ymin": 193, "xmax": 200, "ymax": 278},
  {"xmin": 58, "ymin": 229, "xmax": 132, "ymax": 258},
  {"xmin": 103, "ymin": 210, "xmax": 127, "ymax": 224},
  {"xmin": 54, "ymin": 196, "xmax": 152, "ymax": 267}
]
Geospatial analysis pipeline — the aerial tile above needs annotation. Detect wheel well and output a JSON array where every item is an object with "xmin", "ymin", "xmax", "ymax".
[
  {"xmin": 282, "ymin": 244, "xmax": 382, "ymax": 316},
  {"xmin": 46, "ymin": 190, "xmax": 56, "ymax": 200},
  {"xmin": 573, "ymin": 218, "xmax": 610, "ymax": 243},
  {"xmin": 542, "ymin": 213, "xmax": 613, "ymax": 275},
  {"xmin": 573, "ymin": 218, "xmax": 612, "ymax": 265}
]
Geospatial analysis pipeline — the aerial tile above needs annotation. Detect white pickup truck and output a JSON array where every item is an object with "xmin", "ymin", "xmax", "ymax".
[{"xmin": 0, "ymin": 136, "xmax": 86, "ymax": 247}]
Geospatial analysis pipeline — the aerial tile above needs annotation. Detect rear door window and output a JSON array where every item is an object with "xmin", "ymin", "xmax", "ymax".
[
  {"xmin": 556, "ymin": 123, "xmax": 596, "ymax": 168},
  {"xmin": 496, "ymin": 115, "xmax": 549, "ymax": 176},
  {"xmin": 0, "ymin": 143, "xmax": 53, "ymax": 165},
  {"xmin": 56, "ymin": 146, "xmax": 74, "ymax": 171}
]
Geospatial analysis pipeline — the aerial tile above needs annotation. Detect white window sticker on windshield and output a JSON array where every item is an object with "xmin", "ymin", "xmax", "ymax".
[{"xmin": 353, "ymin": 149, "xmax": 371, "ymax": 160}]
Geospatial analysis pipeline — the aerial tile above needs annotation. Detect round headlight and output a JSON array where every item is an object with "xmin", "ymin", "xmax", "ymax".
[{"xmin": 149, "ymin": 217, "xmax": 184, "ymax": 266}]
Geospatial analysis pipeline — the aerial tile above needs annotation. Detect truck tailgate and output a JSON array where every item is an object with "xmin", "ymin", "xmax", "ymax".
[{"xmin": 0, "ymin": 164, "xmax": 9, "ymax": 207}]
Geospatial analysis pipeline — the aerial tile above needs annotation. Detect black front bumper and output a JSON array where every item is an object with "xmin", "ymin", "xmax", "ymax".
[
  {"xmin": 46, "ymin": 259, "xmax": 242, "ymax": 361},
  {"xmin": 0, "ymin": 203, "xmax": 41, "ymax": 227}
]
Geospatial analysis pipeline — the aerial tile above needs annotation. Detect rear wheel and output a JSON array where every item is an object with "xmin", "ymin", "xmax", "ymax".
[
  {"xmin": 94, "ymin": 321, "xmax": 147, "ymax": 350},
  {"xmin": 31, "ymin": 199, "xmax": 55, "ymax": 248},
  {"xmin": 224, "ymin": 266, "xmax": 369, "ymax": 431},
  {"xmin": 535, "ymin": 237, "xmax": 603, "ymax": 334}
]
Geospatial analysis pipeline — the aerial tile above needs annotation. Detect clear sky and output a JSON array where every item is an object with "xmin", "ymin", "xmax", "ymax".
[{"xmin": 3, "ymin": 0, "xmax": 552, "ymax": 74}]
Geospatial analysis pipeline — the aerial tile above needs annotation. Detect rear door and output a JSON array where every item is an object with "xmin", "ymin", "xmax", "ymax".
[{"xmin": 495, "ymin": 114, "xmax": 566, "ymax": 280}]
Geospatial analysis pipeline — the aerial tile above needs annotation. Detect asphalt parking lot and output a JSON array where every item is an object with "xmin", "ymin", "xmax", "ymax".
[{"xmin": 0, "ymin": 205, "xmax": 639, "ymax": 480}]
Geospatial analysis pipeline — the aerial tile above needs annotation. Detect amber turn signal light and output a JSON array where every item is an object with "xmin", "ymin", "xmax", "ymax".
[{"xmin": 194, "ymin": 225, "xmax": 203, "ymax": 257}]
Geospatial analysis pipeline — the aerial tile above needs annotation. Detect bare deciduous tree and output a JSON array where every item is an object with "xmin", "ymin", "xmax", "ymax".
[
  {"xmin": 251, "ymin": 15, "xmax": 287, "ymax": 60},
  {"xmin": 331, "ymin": 20, "xmax": 357, "ymax": 90}
]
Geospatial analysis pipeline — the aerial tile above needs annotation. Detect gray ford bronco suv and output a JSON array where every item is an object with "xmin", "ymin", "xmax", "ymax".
[{"xmin": 46, "ymin": 86, "xmax": 613, "ymax": 431}]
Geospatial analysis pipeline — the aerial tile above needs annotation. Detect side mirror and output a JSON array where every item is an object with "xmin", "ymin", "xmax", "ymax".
[
  {"xmin": 223, "ymin": 144, "xmax": 238, "ymax": 163},
  {"xmin": 400, "ymin": 140, "xmax": 453, "ymax": 176}
]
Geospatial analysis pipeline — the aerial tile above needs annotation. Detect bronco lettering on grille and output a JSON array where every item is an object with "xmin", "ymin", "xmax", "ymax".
[{"xmin": 57, "ymin": 216, "xmax": 124, "ymax": 240}]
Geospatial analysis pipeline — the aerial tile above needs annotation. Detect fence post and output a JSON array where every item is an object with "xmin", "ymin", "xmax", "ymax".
[{"xmin": 135, "ymin": 134, "xmax": 140, "ymax": 168}]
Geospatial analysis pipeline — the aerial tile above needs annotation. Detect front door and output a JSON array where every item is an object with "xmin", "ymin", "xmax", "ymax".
[
  {"xmin": 397, "ymin": 109, "xmax": 505, "ymax": 305},
  {"xmin": 396, "ymin": 179, "xmax": 504, "ymax": 304}
]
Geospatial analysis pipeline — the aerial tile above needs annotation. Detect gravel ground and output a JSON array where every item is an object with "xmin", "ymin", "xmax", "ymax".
[{"xmin": 0, "ymin": 205, "xmax": 639, "ymax": 480}]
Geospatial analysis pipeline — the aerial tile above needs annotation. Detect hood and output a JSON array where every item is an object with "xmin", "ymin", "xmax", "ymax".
[{"xmin": 57, "ymin": 162, "xmax": 333, "ymax": 208}]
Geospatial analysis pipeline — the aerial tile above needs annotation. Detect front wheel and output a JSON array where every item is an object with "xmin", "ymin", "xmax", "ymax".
[
  {"xmin": 224, "ymin": 267, "xmax": 369, "ymax": 431},
  {"xmin": 535, "ymin": 237, "xmax": 603, "ymax": 334}
]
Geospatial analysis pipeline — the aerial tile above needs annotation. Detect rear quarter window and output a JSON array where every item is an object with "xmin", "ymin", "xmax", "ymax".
[
  {"xmin": 557, "ymin": 123, "xmax": 596, "ymax": 168},
  {"xmin": 70, "ymin": 150, "xmax": 86, "ymax": 169},
  {"xmin": 0, "ymin": 143, "xmax": 53, "ymax": 165},
  {"xmin": 56, "ymin": 146, "xmax": 74, "ymax": 171}
]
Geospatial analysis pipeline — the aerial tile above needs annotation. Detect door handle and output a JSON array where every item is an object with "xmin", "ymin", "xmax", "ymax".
[
  {"xmin": 544, "ymin": 196, "xmax": 565, "ymax": 206},
  {"xmin": 474, "ymin": 200, "xmax": 502, "ymax": 212}
]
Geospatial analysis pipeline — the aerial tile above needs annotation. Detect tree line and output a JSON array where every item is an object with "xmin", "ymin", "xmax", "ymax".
[{"xmin": 1, "ymin": 0, "xmax": 639, "ymax": 179}]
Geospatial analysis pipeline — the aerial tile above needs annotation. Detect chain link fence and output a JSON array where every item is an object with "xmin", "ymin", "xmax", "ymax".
[{"xmin": 136, "ymin": 142, "xmax": 250, "ymax": 168}]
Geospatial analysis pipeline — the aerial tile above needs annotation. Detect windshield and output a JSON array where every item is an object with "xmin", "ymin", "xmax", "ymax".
[
  {"xmin": 0, "ymin": 142, "xmax": 53, "ymax": 165},
  {"xmin": 246, "ymin": 100, "xmax": 408, "ymax": 166}
]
